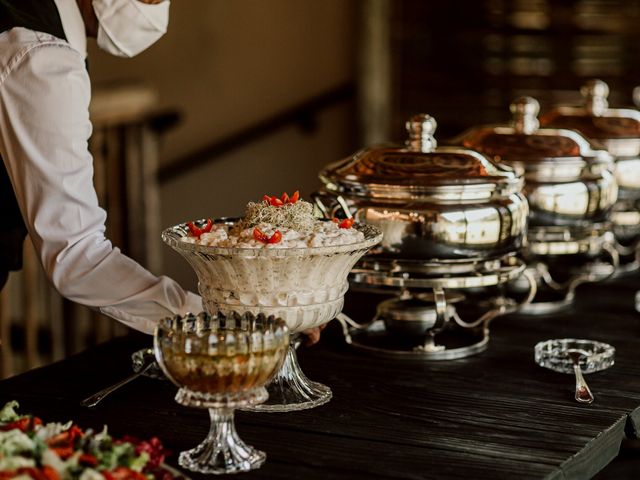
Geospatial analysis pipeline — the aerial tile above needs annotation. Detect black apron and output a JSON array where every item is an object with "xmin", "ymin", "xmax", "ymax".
[{"xmin": 0, "ymin": 0, "xmax": 67, "ymax": 289}]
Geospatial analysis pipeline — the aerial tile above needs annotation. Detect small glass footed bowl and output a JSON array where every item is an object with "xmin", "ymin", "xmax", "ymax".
[
  {"xmin": 154, "ymin": 311, "xmax": 289, "ymax": 475},
  {"xmin": 162, "ymin": 218, "xmax": 382, "ymax": 412},
  {"xmin": 534, "ymin": 338, "xmax": 615, "ymax": 374}
]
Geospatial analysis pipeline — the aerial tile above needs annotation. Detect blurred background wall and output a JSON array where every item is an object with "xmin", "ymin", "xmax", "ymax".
[
  {"xmin": 3, "ymin": 0, "xmax": 640, "ymax": 376},
  {"xmin": 87, "ymin": 0, "xmax": 360, "ymax": 291}
]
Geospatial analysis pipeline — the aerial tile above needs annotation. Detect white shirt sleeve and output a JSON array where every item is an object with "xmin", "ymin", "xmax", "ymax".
[{"xmin": 0, "ymin": 41, "xmax": 202, "ymax": 334}]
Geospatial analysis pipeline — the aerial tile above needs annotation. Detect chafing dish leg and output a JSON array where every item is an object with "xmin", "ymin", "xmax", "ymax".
[
  {"xmin": 538, "ymin": 243, "xmax": 619, "ymax": 298},
  {"xmin": 612, "ymin": 237, "xmax": 640, "ymax": 275},
  {"xmin": 451, "ymin": 267, "xmax": 537, "ymax": 329},
  {"xmin": 415, "ymin": 287, "xmax": 447, "ymax": 353}
]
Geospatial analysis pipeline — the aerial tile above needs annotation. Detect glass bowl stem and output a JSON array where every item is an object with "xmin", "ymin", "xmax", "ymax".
[{"xmin": 179, "ymin": 406, "xmax": 265, "ymax": 475}]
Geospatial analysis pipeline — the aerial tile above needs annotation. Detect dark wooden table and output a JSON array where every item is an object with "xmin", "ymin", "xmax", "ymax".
[{"xmin": 2, "ymin": 276, "xmax": 640, "ymax": 479}]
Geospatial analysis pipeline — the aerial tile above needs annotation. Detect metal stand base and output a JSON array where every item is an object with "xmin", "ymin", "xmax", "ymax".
[
  {"xmin": 346, "ymin": 320, "xmax": 489, "ymax": 360},
  {"xmin": 516, "ymin": 295, "xmax": 574, "ymax": 315},
  {"xmin": 341, "ymin": 255, "xmax": 535, "ymax": 360}
]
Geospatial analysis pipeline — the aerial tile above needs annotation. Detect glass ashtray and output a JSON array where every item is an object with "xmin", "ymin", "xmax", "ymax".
[
  {"xmin": 534, "ymin": 339, "xmax": 615, "ymax": 374},
  {"xmin": 131, "ymin": 348, "xmax": 165, "ymax": 380}
]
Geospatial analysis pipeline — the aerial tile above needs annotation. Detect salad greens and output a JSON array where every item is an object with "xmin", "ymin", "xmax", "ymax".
[{"xmin": 0, "ymin": 402, "xmax": 175, "ymax": 480}]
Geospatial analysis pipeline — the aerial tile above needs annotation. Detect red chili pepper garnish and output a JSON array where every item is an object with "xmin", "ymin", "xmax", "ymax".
[
  {"xmin": 187, "ymin": 219, "xmax": 213, "ymax": 238},
  {"xmin": 253, "ymin": 227, "xmax": 269, "ymax": 243},
  {"xmin": 338, "ymin": 218, "xmax": 355, "ymax": 229},
  {"xmin": 50, "ymin": 446, "xmax": 75, "ymax": 459},
  {"xmin": 268, "ymin": 230, "xmax": 282, "ymax": 244},
  {"xmin": 0, "ymin": 416, "xmax": 41, "ymax": 432},
  {"xmin": 262, "ymin": 195, "xmax": 284, "ymax": 207},
  {"xmin": 41, "ymin": 467, "xmax": 61, "ymax": 480},
  {"xmin": 262, "ymin": 191, "xmax": 299, "ymax": 207},
  {"xmin": 15, "ymin": 468, "xmax": 53, "ymax": 480},
  {"xmin": 0, "ymin": 417, "xmax": 30, "ymax": 432},
  {"xmin": 46, "ymin": 424, "xmax": 84, "ymax": 459},
  {"xmin": 253, "ymin": 227, "xmax": 282, "ymax": 244},
  {"xmin": 47, "ymin": 425, "xmax": 83, "ymax": 446},
  {"xmin": 79, "ymin": 453, "xmax": 99, "ymax": 467},
  {"xmin": 104, "ymin": 467, "xmax": 148, "ymax": 480}
]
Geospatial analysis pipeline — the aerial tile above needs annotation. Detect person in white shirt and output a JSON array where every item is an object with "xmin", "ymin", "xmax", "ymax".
[
  {"xmin": 0, "ymin": 0, "xmax": 203, "ymax": 335},
  {"xmin": 0, "ymin": 0, "xmax": 324, "ymax": 345}
]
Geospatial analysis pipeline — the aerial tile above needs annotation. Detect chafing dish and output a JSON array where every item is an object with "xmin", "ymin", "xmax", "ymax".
[
  {"xmin": 540, "ymin": 79, "xmax": 640, "ymax": 273},
  {"xmin": 316, "ymin": 114, "xmax": 528, "ymax": 261},
  {"xmin": 315, "ymin": 114, "xmax": 536, "ymax": 359},
  {"xmin": 454, "ymin": 97, "xmax": 619, "ymax": 314},
  {"xmin": 455, "ymin": 96, "xmax": 617, "ymax": 228}
]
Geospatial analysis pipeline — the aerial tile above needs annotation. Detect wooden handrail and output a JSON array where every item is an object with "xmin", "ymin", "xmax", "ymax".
[{"xmin": 157, "ymin": 82, "xmax": 355, "ymax": 183}]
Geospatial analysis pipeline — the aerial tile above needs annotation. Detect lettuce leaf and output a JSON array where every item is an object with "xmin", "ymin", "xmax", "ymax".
[
  {"xmin": 0, "ymin": 429, "xmax": 36, "ymax": 457},
  {"xmin": 129, "ymin": 451, "xmax": 150, "ymax": 472},
  {"xmin": 0, "ymin": 400, "xmax": 20, "ymax": 423}
]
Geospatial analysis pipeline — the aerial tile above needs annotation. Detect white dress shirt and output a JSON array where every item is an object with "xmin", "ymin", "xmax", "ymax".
[{"xmin": 0, "ymin": 0, "xmax": 202, "ymax": 334}]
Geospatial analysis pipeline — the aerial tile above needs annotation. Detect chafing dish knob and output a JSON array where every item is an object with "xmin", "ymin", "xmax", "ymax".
[
  {"xmin": 405, "ymin": 113, "xmax": 438, "ymax": 153},
  {"xmin": 510, "ymin": 97, "xmax": 540, "ymax": 135},
  {"xmin": 581, "ymin": 79, "xmax": 609, "ymax": 117}
]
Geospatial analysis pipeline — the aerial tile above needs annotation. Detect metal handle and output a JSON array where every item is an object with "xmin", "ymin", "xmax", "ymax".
[
  {"xmin": 510, "ymin": 97, "xmax": 540, "ymax": 134},
  {"xmin": 614, "ymin": 238, "xmax": 638, "ymax": 257},
  {"xmin": 451, "ymin": 268, "xmax": 537, "ymax": 329},
  {"xmin": 80, "ymin": 361, "xmax": 154, "ymax": 408},
  {"xmin": 405, "ymin": 114, "xmax": 438, "ymax": 153},
  {"xmin": 581, "ymin": 79, "xmax": 609, "ymax": 117},
  {"xmin": 311, "ymin": 192, "xmax": 352, "ymax": 220},
  {"xmin": 573, "ymin": 362, "xmax": 594, "ymax": 404},
  {"xmin": 613, "ymin": 237, "xmax": 640, "ymax": 275},
  {"xmin": 334, "ymin": 313, "xmax": 373, "ymax": 345},
  {"xmin": 567, "ymin": 350, "xmax": 595, "ymax": 404},
  {"xmin": 432, "ymin": 287, "xmax": 447, "ymax": 330}
]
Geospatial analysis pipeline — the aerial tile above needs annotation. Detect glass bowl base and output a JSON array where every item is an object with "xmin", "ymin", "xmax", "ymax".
[
  {"xmin": 242, "ymin": 342, "xmax": 332, "ymax": 412},
  {"xmin": 178, "ymin": 440, "xmax": 265, "ymax": 475},
  {"xmin": 246, "ymin": 379, "xmax": 332, "ymax": 412},
  {"xmin": 178, "ymin": 406, "xmax": 266, "ymax": 475}
]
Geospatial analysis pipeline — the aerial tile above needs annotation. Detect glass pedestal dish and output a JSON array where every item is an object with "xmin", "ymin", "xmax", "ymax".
[
  {"xmin": 154, "ymin": 312, "xmax": 289, "ymax": 475},
  {"xmin": 162, "ymin": 220, "xmax": 382, "ymax": 412}
]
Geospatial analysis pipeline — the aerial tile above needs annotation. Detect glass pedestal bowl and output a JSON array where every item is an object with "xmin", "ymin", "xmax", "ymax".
[
  {"xmin": 162, "ymin": 219, "xmax": 382, "ymax": 412},
  {"xmin": 154, "ymin": 311, "xmax": 289, "ymax": 475}
]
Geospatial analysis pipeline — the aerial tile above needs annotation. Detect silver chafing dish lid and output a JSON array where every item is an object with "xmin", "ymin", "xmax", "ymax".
[
  {"xmin": 540, "ymin": 79, "xmax": 640, "ymax": 158},
  {"xmin": 453, "ymin": 96, "xmax": 612, "ymax": 180},
  {"xmin": 319, "ymin": 114, "xmax": 522, "ymax": 202}
]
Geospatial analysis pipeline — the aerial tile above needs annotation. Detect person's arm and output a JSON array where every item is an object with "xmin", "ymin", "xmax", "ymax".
[{"xmin": 0, "ymin": 41, "xmax": 201, "ymax": 334}]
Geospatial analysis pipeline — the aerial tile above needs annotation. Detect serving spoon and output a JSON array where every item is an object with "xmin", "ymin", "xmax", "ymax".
[
  {"xmin": 567, "ymin": 348, "xmax": 594, "ymax": 404},
  {"xmin": 80, "ymin": 351, "xmax": 156, "ymax": 408}
]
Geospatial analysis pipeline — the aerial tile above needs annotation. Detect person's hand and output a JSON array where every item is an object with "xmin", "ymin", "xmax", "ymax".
[{"xmin": 301, "ymin": 323, "xmax": 328, "ymax": 346}]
